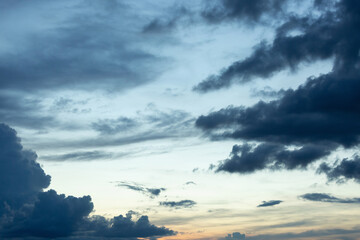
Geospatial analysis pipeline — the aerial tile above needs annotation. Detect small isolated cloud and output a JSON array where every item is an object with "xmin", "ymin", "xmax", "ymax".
[
  {"xmin": 185, "ymin": 181, "xmax": 196, "ymax": 185},
  {"xmin": 160, "ymin": 200, "xmax": 196, "ymax": 209},
  {"xmin": 257, "ymin": 200, "xmax": 283, "ymax": 207},
  {"xmin": 116, "ymin": 181, "xmax": 166, "ymax": 198},
  {"xmin": 300, "ymin": 193, "xmax": 360, "ymax": 204}
]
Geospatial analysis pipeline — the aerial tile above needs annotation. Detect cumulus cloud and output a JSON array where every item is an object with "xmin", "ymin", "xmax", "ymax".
[
  {"xmin": 160, "ymin": 200, "xmax": 197, "ymax": 209},
  {"xmin": 0, "ymin": 123, "xmax": 175, "ymax": 239},
  {"xmin": 257, "ymin": 200, "xmax": 283, "ymax": 207},
  {"xmin": 300, "ymin": 193, "xmax": 360, "ymax": 204}
]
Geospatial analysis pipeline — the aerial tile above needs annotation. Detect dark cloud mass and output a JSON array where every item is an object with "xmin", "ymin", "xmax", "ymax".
[
  {"xmin": 0, "ymin": 123, "xmax": 174, "ymax": 239},
  {"xmin": 300, "ymin": 193, "xmax": 360, "ymax": 204},
  {"xmin": 160, "ymin": 200, "xmax": 197, "ymax": 209},
  {"xmin": 257, "ymin": 200, "xmax": 283, "ymax": 207},
  {"xmin": 196, "ymin": 0, "xmax": 360, "ymax": 176},
  {"xmin": 194, "ymin": 0, "xmax": 358, "ymax": 92}
]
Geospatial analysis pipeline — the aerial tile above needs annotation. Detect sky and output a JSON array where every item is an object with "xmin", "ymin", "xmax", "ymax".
[{"xmin": 1, "ymin": 0, "xmax": 360, "ymax": 239}]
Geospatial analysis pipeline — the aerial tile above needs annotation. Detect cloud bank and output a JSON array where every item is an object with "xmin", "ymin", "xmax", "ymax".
[{"xmin": 0, "ymin": 123, "xmax": 175, "ymax": 239}]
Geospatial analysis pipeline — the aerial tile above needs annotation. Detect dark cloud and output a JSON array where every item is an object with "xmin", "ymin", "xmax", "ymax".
[
  {"xmin": 41, "ymin": 151, "xmax": 114, "ymax": 162},
  {"xmin": 0, "ymin": 1, "xmax": 164, "ymax": 93},
  {"xmin": 202, "ymin": 0, "xmax": 289, "ymax": 24},
  {"xmin": 257, "ymin": 200, "xmax": 283, "ymax": 207},
  {"xmin": 197, "ymin": 71, "xmax": 360, "ymax": 174},
  {"xmin": 160, "ymin": 200, "xmax": 197, "ymax": 209},
  {"xmin": 194, "ymin": 0, "xmax": 358, "ymax": 92},
  {"xmin": 216, "ymin": 143, "xmax": 332, "ymax": 174},
  {"xmin": 116, "ymin": 181, "xmax": 166, "ymax": 198},
  {"xmin": 300, "ymin": 193, "xmax": 360, "ymax": 204},
  {"xmin": 0, "ymin": 123, "xmax": 175, "ymax": 239},
  {"xmin": 81, "ymin": 211, "xmax": 175, "ymax": 239},
  {"xmin": 318, "ymin": 156, "xmax": 360, "ymax": 183}
]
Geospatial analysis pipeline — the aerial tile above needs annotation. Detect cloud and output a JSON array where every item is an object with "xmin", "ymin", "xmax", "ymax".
[
  {"xmin": 194, "ymin": 0, "xmax": 357, "ymax": 92},
  {"xmin": 0, "ymin": 93, "xmax": 55, "ymax": 130},
  {"xmin": 0, "ymin": 123, "xmax": 175, "ymax": 239},
  {"xmin": 220, "ymin": 232, "xmax": 245, "ymax": 240},
  {"xmin": 300, "ymin": 193, "xmax": 360, "ymax": 204},
  {"xmin": 215, "ymin": 143, "xmax": 332, "ymax": 174},
  {"xmin": 257, "ymin": 200, "xmax": 283, "ymax": 207},
  {"xmin": 318, "ymin": 156, "xmax": 360, "ymax": 183},
  {"xmin": 41, "ymin": 151, "xmax": 115, "ymax": 162},
  {"xmin": 0, "ymin": 1, "xmax": 164, "ymax": 93},
  {"xmin": 160, "ymin": 200, "xmax": 197, "ymax": 209},
  {"xmin": 116, "ymin": 181, "xmax": 166, "ymax": 198},
  {"xmin": 245, "ymin": 227, "xmax": 360, "ymax": 240},
  {"xmin": 197, "ymin": 70, "xmax": 360, "ymax": 174},
  {"xmin": 202, "ymin": 0, "xmax": 289, "ymax": 24}
]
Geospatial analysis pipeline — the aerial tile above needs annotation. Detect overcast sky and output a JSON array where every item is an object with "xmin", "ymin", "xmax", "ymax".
[{"xmin": 1, "ymin": 0, "xmax": 360, "ymax": 240}]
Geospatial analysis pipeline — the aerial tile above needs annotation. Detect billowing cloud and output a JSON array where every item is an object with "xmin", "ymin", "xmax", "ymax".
[
  {"xmin": 160, "ymin": 200, "xmax": 197, "ymax": 209},
  {"xmin": 257, "ymin": 200, "xmax": 283, "ymax": 207},
  {"xmin": 116, "ymin": 181, "xmax": 166, "ymax": 198},
  {"xmin": 220, "ymin": 232, "xmax": 245, "ymax": 240},
  {"xmin": 0, "ymin": 123, "xmax": 175, "ymax": 239},
  {"xmin": 194, "ymin": 0, "xmax": 357, "ymax": 92},
  {"xmin": 300, "ymin": 193, "xmax": 360, "ymax": 204}
]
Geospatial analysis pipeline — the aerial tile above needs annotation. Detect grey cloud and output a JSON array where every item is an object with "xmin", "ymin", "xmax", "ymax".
[
  {"xmin": 318, "ymin": 156, "xmax": 360, "ymax": 183},
  {"xmin": 159, "ymin": 200, "xmax": 197, "ymax": 209},
  {"xmin": 41, "ymin": 151, "xmax": 114, "ymax": 162},
  {"xmin": 92, "ymin": 117, "xmax": 139, "ymax": 135},
  {"xmin": 257, "ymin": 200, "xmax": 283, "ymax": 207},
  {"xmin": 0, "ymin": 93, "xmax": 55, "ymax": 130},
  {"xmin": 215, "ymin": 143, "xmax": 333, "ymax": 174},
  {"xmin": 300, "ymin": 193, "xmax": 360, "ymax": 204},
  {"xmin": 194, "ymin": 0, "xmax": 357, "ymax": 92},
  {"xmin": 197, "ymin": 71, "xmax": 360, "ymax": 174},
  {"xmin": 220, "ymin": 232, "xmax": 245, "ymax": 240},
  {"xmin": 0, "ymin": 123, "xmax": 175, "ymax": 239},
  {"xmin": 116, "ymin": 181, "xmax": 165, "ymax": 198},
  {"xmin": 202, "ymin": 0, "xmax": 289, "ymax": 24},
  {"xmin": 0, "ymin": 1, "xmax": 164, "ymax": 93}
]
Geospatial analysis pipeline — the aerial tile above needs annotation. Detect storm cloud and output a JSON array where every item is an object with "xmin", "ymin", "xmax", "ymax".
[
  {"xmin": 318, "ymin": 156, "xmax": 360, "ymax": 183},
  {"xmin": 0, "ymin": 123, "xmax": 175, "ymax": 239}
]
